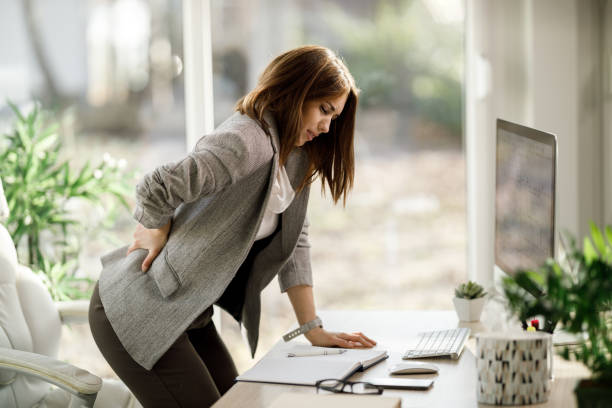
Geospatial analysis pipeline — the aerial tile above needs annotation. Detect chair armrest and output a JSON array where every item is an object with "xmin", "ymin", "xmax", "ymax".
[
  {"xmin": 56, "ymin": 300, "xmax": 90, "ymax": 324},
  {"xmin": 0, "ymin": 346, "xmax": 101, "ymax": 404}
]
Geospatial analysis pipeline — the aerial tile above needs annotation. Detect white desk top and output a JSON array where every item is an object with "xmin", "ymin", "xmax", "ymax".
[{"xmin": 212, "ymin": 309, "xmax": 589, "ymax": 408}]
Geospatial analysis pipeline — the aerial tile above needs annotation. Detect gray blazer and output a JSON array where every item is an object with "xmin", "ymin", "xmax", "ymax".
[{"xmin": 98, "ymin": 112, "xmax": 312, "ymax": 370}]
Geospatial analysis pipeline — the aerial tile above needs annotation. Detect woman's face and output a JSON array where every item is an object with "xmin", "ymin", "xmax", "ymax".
[{"xmin": 296, "ymin": 92, "xmax": 349, "ymax": 147}]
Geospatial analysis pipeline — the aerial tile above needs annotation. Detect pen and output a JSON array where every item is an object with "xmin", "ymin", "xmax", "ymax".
[{"xmin": 287, "ymin": 349, "xmax": 347, "ymax": 357}]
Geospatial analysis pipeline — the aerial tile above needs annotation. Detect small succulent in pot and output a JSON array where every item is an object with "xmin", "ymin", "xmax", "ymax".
[
  {"xmin": 455, "ymin": 281, "xmax": 487, "ymax": 299},
  {"xmin": 453, "ymin": 281, "xmax": 487, "ymax": 322}
]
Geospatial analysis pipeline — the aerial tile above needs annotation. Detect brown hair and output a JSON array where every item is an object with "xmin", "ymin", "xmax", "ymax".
[{"xmin": 236, "ymin": 45, "xmax": 358, "ymax": 205}]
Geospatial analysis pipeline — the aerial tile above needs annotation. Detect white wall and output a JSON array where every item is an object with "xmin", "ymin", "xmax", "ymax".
[
  {"xmin": 465, "ymin": 0, "xmax": 606, "ymax": 288},
  {"xmin": 603, "ymin": 3, "xmax": 612, "ymax": 225},
  {"xmin": 529, "ymin": 0, "xmax": 604, "ymax": 239}
]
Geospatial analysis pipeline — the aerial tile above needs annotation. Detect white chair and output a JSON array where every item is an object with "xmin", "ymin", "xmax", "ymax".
[{"xmin": 0, "ymin": 178, "xmax": 141, "ymax": 407}]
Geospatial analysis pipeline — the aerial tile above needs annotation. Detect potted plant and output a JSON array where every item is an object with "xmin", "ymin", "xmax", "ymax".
[
  {"xmin": 502, "ymin": 222, "xmax": 612, "ymax": 408},
  {"xmin": 453, "ymin": 280, "xmax": 487, "ymax": 322},
  {"xmin": 0, "ymin": 102, "xmax": 133, "ymax": 300}
]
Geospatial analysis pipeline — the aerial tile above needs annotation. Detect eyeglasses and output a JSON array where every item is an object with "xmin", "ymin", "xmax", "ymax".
[{"xmin": 315, "ymin": 378, "xmax": 384, "ymax": 395}]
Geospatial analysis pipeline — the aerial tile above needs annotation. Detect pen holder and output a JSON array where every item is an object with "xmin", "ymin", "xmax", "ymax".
[{"xmin": 475, "ymin": 331, "xmax": 552, "ymax": 405}]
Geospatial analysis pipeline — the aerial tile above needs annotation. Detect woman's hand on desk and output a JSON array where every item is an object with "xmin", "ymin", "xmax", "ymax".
[
  {"xmin": 305, "ymin": 327, "xmax": 377, "ymax": 348},
  {"xmin": 127, "ymin": 221, "xmax": 171, "ymax": 272}
]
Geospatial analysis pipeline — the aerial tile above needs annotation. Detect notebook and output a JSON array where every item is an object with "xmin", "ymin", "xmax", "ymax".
[
  {"xmin": 267, "ymin": 392, "xmax": 401, "ymax": 408},
  {"xmin": 236, "ymin": 343, "xmax": 389, "ymax": 386}
]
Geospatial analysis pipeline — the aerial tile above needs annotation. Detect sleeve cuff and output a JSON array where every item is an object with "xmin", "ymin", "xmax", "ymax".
[
  {"xmin": 278, "ymin": 248, "xmax": 313, "ymax": 293},
  {"xmin": 279, "ymin": 273, "xmax": 313, "ymax": 293}
]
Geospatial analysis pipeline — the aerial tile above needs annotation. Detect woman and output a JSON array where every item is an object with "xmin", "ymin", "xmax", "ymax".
[{"xmin": 89, "ymin": 45, "xmax": 376, "ymax": 407}]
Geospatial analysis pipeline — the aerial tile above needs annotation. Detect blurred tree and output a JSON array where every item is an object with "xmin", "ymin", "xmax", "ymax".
[{"xmin": 322, "ymin": 0, "xmax": 463, "ymax": 136}]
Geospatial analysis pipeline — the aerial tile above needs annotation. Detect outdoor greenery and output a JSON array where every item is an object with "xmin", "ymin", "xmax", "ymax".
[
  {"xmin": 454, "ymin": 280, "xmax": 486, "ymax": 299},
  {"xmin": 502, "ymin": 222, "xmax": 612, "ymax": 383},
  {"xmin": 322, "ymin": 0, "xmax": 463, "ymax": 136},
  {"xmin": 0, "ymin": 102, "xmax": 133, "ymax": 300}
]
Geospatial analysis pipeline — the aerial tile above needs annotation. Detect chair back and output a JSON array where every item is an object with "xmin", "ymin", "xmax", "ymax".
[{"xmin": 0, "ymin": 224, "xmax": 63, "ymax": 407}]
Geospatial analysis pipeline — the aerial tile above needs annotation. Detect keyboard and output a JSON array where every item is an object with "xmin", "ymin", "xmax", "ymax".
[{"xmin": 403, "ymin": 327, "xmax": 470, "ymax": 360}]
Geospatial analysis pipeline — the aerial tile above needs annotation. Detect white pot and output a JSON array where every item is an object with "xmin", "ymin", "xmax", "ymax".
[{"xmin": 453, "ymin": 296, "xmax": 486, "ymax": 322}]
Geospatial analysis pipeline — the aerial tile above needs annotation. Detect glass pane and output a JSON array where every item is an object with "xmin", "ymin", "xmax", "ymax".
[
  {"xmin": 211, "ymin": 0, "xmax": 466, "ymax": 374},
  {"xmin": 0, "ymin": 0, "xmax": 184, "ymax": 379}
]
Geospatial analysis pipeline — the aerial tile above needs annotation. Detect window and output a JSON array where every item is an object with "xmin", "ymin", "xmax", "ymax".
[
  {"xmin": 0, "ymin": 0, "xmax": 185, "ymax": 378},
  {"xmin": 210, "ymin": 0, "xmax": 466, "ymax": 373},
  {"xmin": 0, "ymin": 0, "xmax": 466, "ymax": 377}
]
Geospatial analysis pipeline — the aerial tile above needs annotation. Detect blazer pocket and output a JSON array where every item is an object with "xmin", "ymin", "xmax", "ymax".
[
  {"xmin": 100, "ymin": 244, "xmax": 181, "ymax": 298},
  {"xmin": 147, "ymin": 250, "xmax": 182, "ymax": 298}
]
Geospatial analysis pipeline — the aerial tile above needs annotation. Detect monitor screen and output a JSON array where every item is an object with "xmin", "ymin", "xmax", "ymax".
[{"xmin": 495, "ymin": 119, "xmax": 556, "ymax": 276}]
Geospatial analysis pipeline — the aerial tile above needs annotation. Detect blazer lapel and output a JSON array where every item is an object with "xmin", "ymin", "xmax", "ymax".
[
  {"xmin": 262, "ymin": 111, "xmax": 310, "ymax": 255},
  {"xmin": 284, "ymin": 148, "xmax": 308, "ymax": 190}
]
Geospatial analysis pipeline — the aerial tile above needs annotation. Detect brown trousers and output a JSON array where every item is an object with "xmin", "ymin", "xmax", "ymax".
[{"xmin": 88, "ymin": 282, "xmax": 238, "ymax": 407}]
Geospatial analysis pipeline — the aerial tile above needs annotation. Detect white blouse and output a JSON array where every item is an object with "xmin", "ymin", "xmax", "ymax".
[{"xmin": 255, "ymin": 164, "xmax": 295, "ymax": 240}]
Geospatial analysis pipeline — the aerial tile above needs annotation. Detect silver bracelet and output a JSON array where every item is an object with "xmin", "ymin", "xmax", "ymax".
[{"xmin": 282, "ymin": 316, "xmax": 323, "ymax": 342}]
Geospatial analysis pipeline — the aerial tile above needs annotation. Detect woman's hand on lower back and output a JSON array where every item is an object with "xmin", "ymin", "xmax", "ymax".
[
  {"xmin": 305, "ymin": 327, "xmax": 377, "ymax": 349},
  {"xmin": 126, "ymin": 221, "xmax": 171, "ymax": 272}
]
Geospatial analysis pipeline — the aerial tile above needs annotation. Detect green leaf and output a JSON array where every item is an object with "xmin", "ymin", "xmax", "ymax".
[
  {"xmin": 583, "ymin": 237, "xmax": 598, "ymax": 264},
  {"xmin": 514, "ymin": 271, "xmax": 544, "ymax": 297},
  {"xmin": 34, "ymin": 131, "xmax": 58, "ymax": 153},
  {"xmin": 38, "ymin": 122, "xmax": 59, "ymax": 142},
  {"xmin": 7, "ymin": 100, "xmax": 25, "ymax": 122},
  {"xmin": 16, "ymin": 121, "xmax": 32, "ymax": 151},
  {"xmin": 590, "ymin": 221, "xmax": 606, "ymax": 256},
  {"xmin": 526, "ymin": 269, "xmax": 545, "ymax": 286},
  {"xmin": 25, "ymin": 103, "xmax": 39, "ymax": 126},
  {"xmin": 44, "ymin": 162, "xmax": 67, "ymax": 180},
  {"xmin": 71, "ymin": 161, "xmax": 92, "ymax": 190},
  {"xmin": 605, "ymin": 226, "xmax": 612, "ymax": 248},
  {"xmin": 61, "ymin": 162, "xmax": 70, "ymax": 186}
]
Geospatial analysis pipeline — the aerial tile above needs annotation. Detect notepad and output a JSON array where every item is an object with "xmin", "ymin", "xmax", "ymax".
[
  {"xmin": 236, "ymin": 343, "xmax": 389, "ymax": 386},
  {"xmin": 267, "ymin": 392, "xmax": 401, "ymax": 408}
]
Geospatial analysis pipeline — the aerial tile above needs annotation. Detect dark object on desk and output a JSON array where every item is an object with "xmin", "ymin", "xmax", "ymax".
[
  {"xmin": 494, "ymin": 119, "xmax": 558, "ymax": 333},
  {"xmin": 316, "ymin": 378, "xmax": 383, "ymax": 395},
  {"xmin": 368, "ymin": 378, "xmax": 434, "ymax": 390}
]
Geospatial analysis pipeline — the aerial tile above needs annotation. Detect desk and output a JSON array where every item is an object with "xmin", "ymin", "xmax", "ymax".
[{"xmin": 212, "ymin": 310, "xmax": 589, "ymax": 408}]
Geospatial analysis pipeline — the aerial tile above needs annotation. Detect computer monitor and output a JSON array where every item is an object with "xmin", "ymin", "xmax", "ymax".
[{"xmin": 494, "ymin": 119, "xmax": 557, "ymax": 278}]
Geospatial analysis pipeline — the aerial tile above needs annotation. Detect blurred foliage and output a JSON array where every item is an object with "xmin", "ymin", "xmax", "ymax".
[
  {"xmin": 322, "ymin": 0, "xmax": 463, "ymax": 136},
  {"xmin": 0, "ymin": 101, "xmax": 133, "ymax": 300},
  {"xmin": 502, "ymin": 222, "xmax": 612, "ymax": 383}
]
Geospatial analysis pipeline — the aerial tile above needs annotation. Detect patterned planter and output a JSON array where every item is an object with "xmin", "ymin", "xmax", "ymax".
[{"xmin": 476, "ymin": 331, "xmax": 552, "ymax": 405}]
